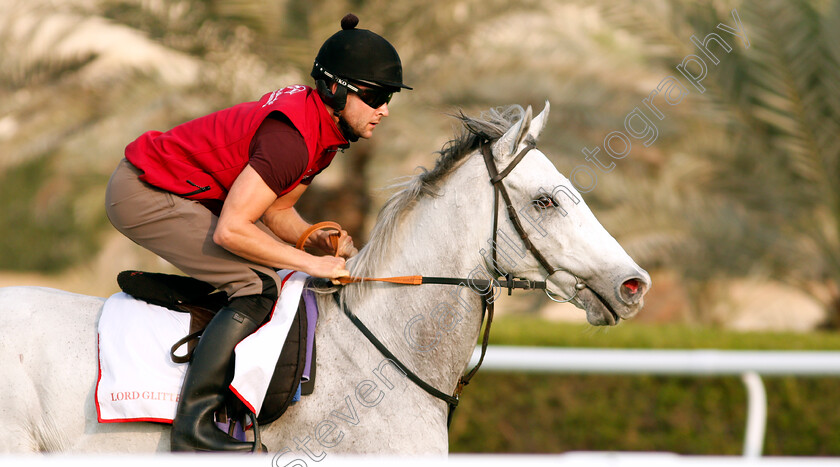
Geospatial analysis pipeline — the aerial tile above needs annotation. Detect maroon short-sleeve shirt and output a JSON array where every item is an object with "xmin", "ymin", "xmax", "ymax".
[{"xmin": 248, "ymin": 113, "xmax": 312, "ymax": 197}]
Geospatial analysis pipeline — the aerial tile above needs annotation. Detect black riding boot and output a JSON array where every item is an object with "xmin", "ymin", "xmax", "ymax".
[{"xmin": 170, "ymin": 304, "xmax": 263, "ymax": 452}]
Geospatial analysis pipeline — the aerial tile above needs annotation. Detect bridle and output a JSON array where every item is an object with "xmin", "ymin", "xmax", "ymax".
[
  {"xmin": 307, "ymin": 139, "xmax": 586, "ymax": 426},
  {"xmin": 479, "ymin": 140, "xmax": 587, "ymax": 305}
]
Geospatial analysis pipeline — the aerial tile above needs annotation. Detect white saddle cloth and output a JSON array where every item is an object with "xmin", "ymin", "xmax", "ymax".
[{"xmin": 95, "ymin": 270, "xmax": 307, "ymax": 423}]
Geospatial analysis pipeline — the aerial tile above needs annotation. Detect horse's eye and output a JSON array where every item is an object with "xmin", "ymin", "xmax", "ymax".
[{"xmin": 533, "ymin": 195, "xmax": 557, "ymax": 209}]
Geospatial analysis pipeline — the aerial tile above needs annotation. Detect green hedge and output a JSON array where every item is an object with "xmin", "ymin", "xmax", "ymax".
[{"xmin": 448, "ymin": 317, "xmax": 840, "ymax": 455}]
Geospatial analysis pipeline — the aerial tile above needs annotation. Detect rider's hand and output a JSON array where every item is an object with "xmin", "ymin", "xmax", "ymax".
[
  {"xmin": 305, "ymin": 255, "xmax": 349, "ymax": 283},
  {"xmin": 333, "ymin": 230, "xmax": 358, "ymax": 259},
  {"xmin": 318, "ymin": 229, "xmax": 358, "ymax": 259}
]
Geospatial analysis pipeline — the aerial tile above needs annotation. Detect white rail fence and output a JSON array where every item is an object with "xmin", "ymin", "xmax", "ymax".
[{"xmin": 468, "ymin": 346, "xmax": 840, "ymax": 458}]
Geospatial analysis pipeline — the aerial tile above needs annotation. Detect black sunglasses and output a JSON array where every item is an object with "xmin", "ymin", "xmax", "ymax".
[
  {"xmin": 350, "ymin": 86, "xmax": 393, "ymax": 109},
  {"xmin": 314, "ymin": 63, "xmax": 395, "ymax": 109}
]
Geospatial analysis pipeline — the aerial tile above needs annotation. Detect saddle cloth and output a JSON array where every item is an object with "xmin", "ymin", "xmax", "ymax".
[{"xmin": 95, "ymin": 270, "xmax": 317, "ymax": 424}]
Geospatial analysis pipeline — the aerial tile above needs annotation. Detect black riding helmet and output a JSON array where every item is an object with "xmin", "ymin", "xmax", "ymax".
[{"xmin": 311, "ymin": 14, "xmax": 411, "ymax": 115}]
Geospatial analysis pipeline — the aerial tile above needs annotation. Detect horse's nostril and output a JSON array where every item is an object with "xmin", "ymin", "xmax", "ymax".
[
  {"xmin": 619, "ymin": 278, "xmax": 644, "ymax": 304},
  {"xmin": 623, "ymin": 279, "xmax": 640, "ymax": 295}
]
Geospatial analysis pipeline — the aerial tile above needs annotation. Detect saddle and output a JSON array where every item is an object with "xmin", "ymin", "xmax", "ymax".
[{"xmin": 116, "ymin": 270, "xmax": 316, "ymax": 425}]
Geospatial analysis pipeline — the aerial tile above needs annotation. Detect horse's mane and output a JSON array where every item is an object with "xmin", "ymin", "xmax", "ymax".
[{"xmin": 346, "ymin": 105, "xmax": 527, "ymax": 284}]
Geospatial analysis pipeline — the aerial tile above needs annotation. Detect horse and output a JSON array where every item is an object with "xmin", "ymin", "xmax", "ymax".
[{"xmin": 0, "ymin": 102, "xmax": 650, "ymax": 455}]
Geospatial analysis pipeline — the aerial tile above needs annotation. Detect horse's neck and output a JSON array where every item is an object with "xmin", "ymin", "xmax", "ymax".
[{"xmin": 346, "ymin": 156, "xmax": 493, "ymax": 392}]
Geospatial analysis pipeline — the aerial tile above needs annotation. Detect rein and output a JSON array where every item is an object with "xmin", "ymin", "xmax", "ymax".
[{"xmin": 297, "ymin": 139, "xmax": 584, "ymax": 427}]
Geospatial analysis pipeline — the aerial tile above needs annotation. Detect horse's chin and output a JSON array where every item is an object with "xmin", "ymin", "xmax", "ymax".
[{"xmin": 576, "ymin": 287, "xmax": 620, "ymax": 326}]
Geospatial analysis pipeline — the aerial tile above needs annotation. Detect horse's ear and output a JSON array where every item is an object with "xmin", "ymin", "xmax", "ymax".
[
  {"xmin": 526, "ymin": 100, "xmax": 550, "ymax": 142},
  {"xmin": 493, "ymin": 105, "xmax": 533, "ymax": 159}
]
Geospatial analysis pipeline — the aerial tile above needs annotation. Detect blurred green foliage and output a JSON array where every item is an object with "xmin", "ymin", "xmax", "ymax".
[{"xmin": 0, "ymin": 154, "xmax": 109, "ymax": 271}]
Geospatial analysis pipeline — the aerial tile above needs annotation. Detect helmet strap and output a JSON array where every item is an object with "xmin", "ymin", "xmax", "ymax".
[
  {"xmin": 316, "ymin": 79, "xmax": 348, "ymax": 115},
  {"xmin": 316, "ymin": 78, "xmax": 359, "ymax": 142}
]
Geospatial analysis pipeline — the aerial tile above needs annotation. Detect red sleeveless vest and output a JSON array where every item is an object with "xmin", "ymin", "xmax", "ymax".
[{"xmin": 125, "ymin": 85, "xmax": 348, "ymax": 201}]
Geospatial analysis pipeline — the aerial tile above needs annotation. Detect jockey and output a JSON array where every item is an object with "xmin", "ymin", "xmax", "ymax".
[{"xmin": 104, "ymin": 13, "xmax": 410, "ymax": 452}]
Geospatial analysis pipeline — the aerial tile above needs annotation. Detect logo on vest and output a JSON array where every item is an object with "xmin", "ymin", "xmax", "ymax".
[{"xmin": 263, "ymin": 85, "xmax": 307, "ymax": 108}]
